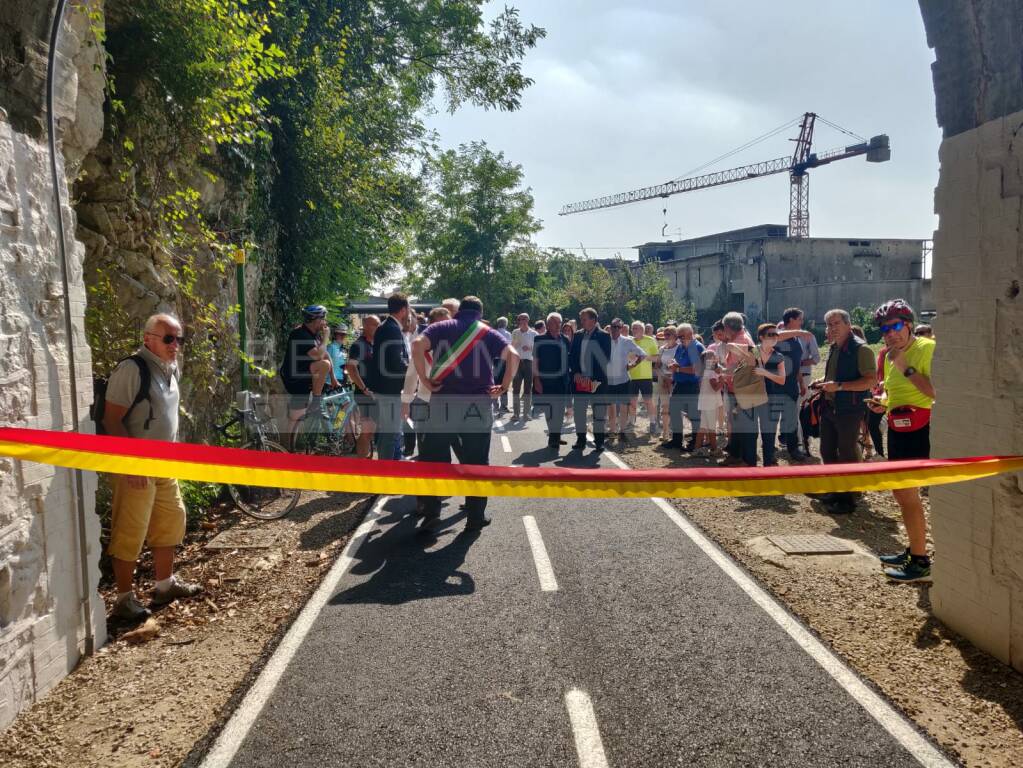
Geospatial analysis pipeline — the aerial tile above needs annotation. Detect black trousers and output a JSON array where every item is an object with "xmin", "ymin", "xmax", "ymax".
[
  {"xmin": 574, "ymin": 390, "xmax": 609, "ymax": 444},
  {"xmin": 820, "ymin": 406, "xmax": 864, "ymax": 505},
  {"xmin": 867, "ymin": 408, "xmax": 885, "ymax": 456},
  {"xmin": 417, "ymin": 397, "xmax": 493, "ymax": 519},
  {"xmin": 778, "ymin": 392, "xmax": 801, "ymax": 453}
]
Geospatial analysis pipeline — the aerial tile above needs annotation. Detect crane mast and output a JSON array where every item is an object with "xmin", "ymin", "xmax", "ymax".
[{"xmin": 560, "ymin": 112, "xmax": 891, "ymax": 238}]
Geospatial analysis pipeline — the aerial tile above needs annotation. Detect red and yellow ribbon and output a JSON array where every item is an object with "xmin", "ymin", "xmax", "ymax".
[{"xmin": 0, "ymin": 426, "xmax": 1020, "ymax": 499}]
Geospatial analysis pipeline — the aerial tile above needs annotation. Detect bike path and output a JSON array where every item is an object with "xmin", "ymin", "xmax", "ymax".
[{"xmin": 214, "ymin": 416, "xmax": 949, "ymax": 767}]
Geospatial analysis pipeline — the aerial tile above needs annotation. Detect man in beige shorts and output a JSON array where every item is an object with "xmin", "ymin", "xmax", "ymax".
[{"xmin": 103, "ymin": 313, "xmax": 202, "ymax": 620}]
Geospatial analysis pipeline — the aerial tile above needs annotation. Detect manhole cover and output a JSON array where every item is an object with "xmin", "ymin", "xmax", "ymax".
[
  {"xmin": 767, "ymin": 534, "xmax": 854, "ymax": 555},
  {"xmin": 206, "ymin": 529, "xmax": 277, "ymax": 550}
]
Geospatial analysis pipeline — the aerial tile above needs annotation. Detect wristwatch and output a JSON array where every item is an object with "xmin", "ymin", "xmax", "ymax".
[{"xmin": 903, "ymin": 366, "xmax": 917, "ymax": 377}]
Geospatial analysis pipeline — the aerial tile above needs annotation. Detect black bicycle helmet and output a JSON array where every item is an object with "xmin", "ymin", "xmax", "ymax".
[
  {"xmin": 874, "ymin": 298, "xmax": 914, "ymax": 325},
  {"xmin": 302, "ymin": 304, "xmax": 328, "ymax": 322}
]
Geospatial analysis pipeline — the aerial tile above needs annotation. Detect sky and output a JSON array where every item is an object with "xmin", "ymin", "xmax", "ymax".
[{"xmin": 424, "ymin": 0, "xmax": 941, "ymax": 260}]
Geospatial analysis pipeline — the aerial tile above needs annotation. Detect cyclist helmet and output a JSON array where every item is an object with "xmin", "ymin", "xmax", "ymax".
[
  {"xmin": 874, "ymin": 298, "xmax": 914, "ymax": 325},
  {"xmin": 302, "ymin": 304, "xmax": 328, "ymax": 323}
]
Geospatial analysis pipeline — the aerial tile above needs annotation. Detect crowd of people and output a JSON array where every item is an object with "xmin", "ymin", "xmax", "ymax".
[
  {"xmin": 89, "ymin": 292, "xmax": 937, "ymax": 623},
  {"xmin": 273, "ymin": 294, "xmax": 935, "ymax": 583}
]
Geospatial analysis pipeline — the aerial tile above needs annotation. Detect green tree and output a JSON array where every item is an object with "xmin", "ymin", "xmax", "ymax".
[
  {"xmin": 409, "ymin": 141, "xmax": 542, "ymax": 310},
  {"xmin": 264, "ymin": 2, "xmax": 546, "ymax": 324}
]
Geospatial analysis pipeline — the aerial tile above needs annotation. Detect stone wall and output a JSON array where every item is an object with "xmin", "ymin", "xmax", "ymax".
[
  {"xmin": 920, "ymin": 0, "xmax": 1023, "ymax": 670},
  {"xmin": 0, "ymin": 0, "xmax": 107, "ymax": 730}
]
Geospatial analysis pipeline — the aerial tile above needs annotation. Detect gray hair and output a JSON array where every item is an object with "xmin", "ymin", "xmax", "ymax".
[
  {"xmin": 676, "ymin": 323, "xmax": 694, "ymax": 335},
  {"xmin": 722, "ymin": 312, "xmax": 745, "ymax": 333},
  {"xmin": 824, "ymin": 308, "xmax": 851, "ymax": 325},
  {"xmin": 546, "ymin": 312, "xmax": 563, "ymax": 324},
  {"xmin": 495, "ymin": 316, "xmax": 509, "ymax": 329},
  {"xmin": 630, "ymin": 320, "xmax": 643, "ymax": 330},
  {"xmin": 144, "ymin": 313, "xmax": 181, "ymax": 334}
]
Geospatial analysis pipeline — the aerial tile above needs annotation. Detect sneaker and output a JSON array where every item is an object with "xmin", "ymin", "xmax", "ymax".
[
  {"xmin": 879, "ymin": 548, "xmax": 911, "ymax": 567},
  {"xmin": 885, "ymin": 558, "xmax": 932, "ymax": 583},
  {"xmin": 112, "ymin": 593, "xmax": 151, "ymax": 621},
  {"xmin": 152, "ymin": 575, "xmax": 203, "ymax": 606},
  {"xmin": 717, "ymin": 455, "xmax": 744, "ymax": 467},
  {"xmin": 866, "ymin": 454, "xmax": 887, "ymax": 463}
]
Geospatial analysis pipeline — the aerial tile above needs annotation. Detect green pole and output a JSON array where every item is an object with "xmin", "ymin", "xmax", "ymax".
[{"xmin": 234, "ymin": 249, "xmax": 248, "ymax": 391}]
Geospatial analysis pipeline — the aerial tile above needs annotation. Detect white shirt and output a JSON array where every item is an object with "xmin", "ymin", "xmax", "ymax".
[
  {"xmin": 511, "ymin": 327, "xmax": 538, "ymax": 361},
  {"xmin": 607, "ymin": 335, "xmax": 645, "ymax": 385}
]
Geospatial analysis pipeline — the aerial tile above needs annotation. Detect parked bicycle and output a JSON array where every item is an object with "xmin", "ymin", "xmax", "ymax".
[
  {"xmin": 214, "ymin": 392, "xmax": 301, "ymax": 519},
  {"xmin": 293, "ymin": 384, "xmax": 361, "ymax": 457}
]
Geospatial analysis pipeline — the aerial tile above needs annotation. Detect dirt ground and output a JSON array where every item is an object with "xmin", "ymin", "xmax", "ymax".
[
  {"xmin": 613, "ymin": 427, "xmax": 1023, "ymax": 768},
  {"xmin": 0, "ymin": 491, "xmax": 370, "ymax": 768}
]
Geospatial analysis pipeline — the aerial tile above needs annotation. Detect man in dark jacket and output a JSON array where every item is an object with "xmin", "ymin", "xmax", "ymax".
[
  {"xmin": 372, "ymin": 292, "xmax": 411, "ymax": 459},
  {"xmin": 568, "ymin": 307, "xmax": 612, "ymax": 452},
  {"xmin": 811, "ymin": 308, "xmax": 876, "ymax": 513},
  {"xmin": 533, "ymin": 312, "xmax": 571, "ymax": 453}
]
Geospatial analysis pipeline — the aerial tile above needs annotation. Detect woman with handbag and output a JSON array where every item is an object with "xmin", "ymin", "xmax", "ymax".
[
  {"xmin": 723, "ymin": 324, "xmax": 788, "ymax": 466},
  {"xmin": 868, "ymin": 299, "xmax": 936, "ymax": 583}
]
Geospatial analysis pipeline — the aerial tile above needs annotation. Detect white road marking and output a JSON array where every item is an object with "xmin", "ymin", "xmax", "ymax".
[
  {"xmin": 522, "ymin": 515, "xmax": 559, "ymax": 592},
  {"xmin": 564, "ymin": 688, "xmax": 610, "ymax": 768},
  {"xmin": 501, "ymin": 435, "xmax": 513, "ymax": 453},
  {"xmin": 593, "ymin": 446, "xmax": 952, "ymax": 768},
  {"xmin": 199, "ymin": 497, "xmax": 386, "ymax": 768}
]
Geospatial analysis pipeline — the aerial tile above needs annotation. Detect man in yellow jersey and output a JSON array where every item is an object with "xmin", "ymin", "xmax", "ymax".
[{"xmin": 868, "ymin": 299, "xmax": 936, "ymax": 582}]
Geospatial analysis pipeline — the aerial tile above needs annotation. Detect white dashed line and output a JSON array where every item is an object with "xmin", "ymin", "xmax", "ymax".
[
  {"xmin": 564, "ymin": 688, "xmax": 610, "ymax": 768},
  {"xmin": 501, "ymin": 435, "xmax": 513, "ymax": 453},
  {"xmin": 522, "ymin": 515, "xmax": 559, "ymax": 592},
  {"xmin": 200, "ymin": 497, "xmax": 386, "ymax": 768},
  {"xmin": 594, "ymin": 444, "xmax": 952, "ymax": 768}
]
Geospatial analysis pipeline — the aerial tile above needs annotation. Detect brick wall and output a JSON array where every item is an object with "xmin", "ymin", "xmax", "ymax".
[{"xmin": 0, "ymin": 1, "xmax": 107, "ymax": 731}]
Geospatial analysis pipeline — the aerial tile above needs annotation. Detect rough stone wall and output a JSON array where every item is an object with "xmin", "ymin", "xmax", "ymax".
[
  {"xmin": 0, "ymin": 0, "xmax": 107, "ymax": 730},
  {"xmin": 920, "ymin": 0, "xmax": 1023, "ymax": 669}
]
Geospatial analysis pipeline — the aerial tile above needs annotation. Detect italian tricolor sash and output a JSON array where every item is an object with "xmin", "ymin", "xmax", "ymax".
[{"xmin": 429, "ymin": 321, "xmax": 489, "ymax": 382}]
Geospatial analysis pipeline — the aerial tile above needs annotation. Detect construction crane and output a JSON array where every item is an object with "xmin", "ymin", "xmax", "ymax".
[{"xmin": 559, "ymin": 112, "xmax": 891, "ymax": 238}]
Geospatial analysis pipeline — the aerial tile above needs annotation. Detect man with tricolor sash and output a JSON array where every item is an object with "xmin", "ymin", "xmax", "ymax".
[{"xmin": 412, "ymin": 296, "xmax": 519, "ymax": 532}]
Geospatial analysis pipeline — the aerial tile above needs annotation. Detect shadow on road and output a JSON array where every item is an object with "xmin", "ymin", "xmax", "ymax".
[{"xmin": 330, "ymin": 495, "xmax": 481, "ymax": 605}]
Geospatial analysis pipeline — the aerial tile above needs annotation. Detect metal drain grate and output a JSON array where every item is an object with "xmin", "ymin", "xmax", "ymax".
[{"xmin": 767, "ymin": 534, "xmax": 854, "ymax": 555}]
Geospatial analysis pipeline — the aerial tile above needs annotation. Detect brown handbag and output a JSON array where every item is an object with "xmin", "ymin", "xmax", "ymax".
[{"xmin": 731, "ymin": 347, "xmax": 769, "ymax": 409}]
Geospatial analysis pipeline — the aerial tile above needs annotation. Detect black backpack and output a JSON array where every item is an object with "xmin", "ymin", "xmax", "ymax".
[{"xmin": 90, "ymin": 355, "xmax": 152, "ymax": 434}]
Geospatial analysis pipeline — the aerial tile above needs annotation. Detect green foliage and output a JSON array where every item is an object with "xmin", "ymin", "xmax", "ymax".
[
  {"xmin": 264, "ymin": 1, "xmax": 545, "ymax": 328},
  {"xmin": 409, "ymin": 141, "xmax": 541, "ymax": 307},
  {"xmin": 850, "ymin": 306, "xmax": 882, "ymax": 343},
  {"xmin": 109, "ymin": 0, "xmax": 291, "ymax": 148},
  {"xmin": 180, "ymin": 479, "xmax": 222, "ymax": 530}
]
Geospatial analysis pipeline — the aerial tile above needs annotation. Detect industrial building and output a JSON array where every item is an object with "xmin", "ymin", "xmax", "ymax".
[{"xmin": 636, "ymin": 224, "xmax": 933, "ymax": 328}]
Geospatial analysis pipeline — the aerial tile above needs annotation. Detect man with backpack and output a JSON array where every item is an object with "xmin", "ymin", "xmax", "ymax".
[{"xmin": 100, "ymin": 313, "xmax": 201, "ymax": 620}]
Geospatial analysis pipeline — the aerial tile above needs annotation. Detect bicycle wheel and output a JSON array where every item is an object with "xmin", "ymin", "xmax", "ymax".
[{"xmin": 227, "ymin": 439, "xmax": 301, "ymax": 520}]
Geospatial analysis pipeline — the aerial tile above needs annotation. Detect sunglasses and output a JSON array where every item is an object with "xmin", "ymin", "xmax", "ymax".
[
  {"xmin": 147, "ymin": 332, "xmax": 185, "ymax": 345},
  {"xmin": 880, "ymin": 320, "xmax": 906, "ymax": 334},
  {"xmin": 762, "ymin": 331, "xmax": 778, "ymax": 338}
]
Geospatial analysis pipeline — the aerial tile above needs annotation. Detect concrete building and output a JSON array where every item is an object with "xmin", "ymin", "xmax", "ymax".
[{"xmin": 637, "ymin": 225, "xmax": 932, "ymax": 328}]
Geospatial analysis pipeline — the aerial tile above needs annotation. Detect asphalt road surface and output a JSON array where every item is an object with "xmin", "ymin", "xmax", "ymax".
[{"xmin": 208, "ymin": 413, "xmax": 952, "ymax": 768}]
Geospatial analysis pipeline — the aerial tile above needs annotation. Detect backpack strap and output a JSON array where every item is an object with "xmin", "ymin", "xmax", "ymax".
[{"xmin": 125, "ymin": 354, "xmax": 155, "ymax": 430}]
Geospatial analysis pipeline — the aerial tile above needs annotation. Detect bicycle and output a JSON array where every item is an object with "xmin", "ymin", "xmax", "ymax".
[
  {"xmin": 294, "ymin": 384, "xmax": 361, "ymax": 457},
  {"xmin": 214, "ymin": 392, "xmax": 302, "ymax": 519}
]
